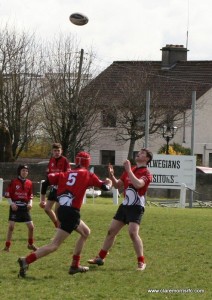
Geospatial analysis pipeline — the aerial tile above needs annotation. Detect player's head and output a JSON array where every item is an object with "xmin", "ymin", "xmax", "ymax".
[
  {"xmin": 141, "ymin": 148, "xmax": 153, "ymax": 164},
  {"xmin": 75, "ymin": 151, "xmax": 91, "ymax": 168},
  {"xmin": 17, "ymin": 164, "xmax": 29, "ymax": 178},
  {"xmin": 52, "ymin": 142, "xmax": 63, "ymax": 158}
]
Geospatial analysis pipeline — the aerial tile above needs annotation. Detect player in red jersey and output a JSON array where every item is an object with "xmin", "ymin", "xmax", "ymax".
[
  {"xmin": 40, "ymin": 143, "xmax": 71, "ymax": 228},
  {"xmin": 18, "ymin": 151, "xmax": 112, "ymax": 277},
  {"xmin": 88, "ymin": 148, "xmax": 153, "ymax": 271},
  {"xmin": 3, "ymin": 165, "xmax": 37, "ymax": 252}
]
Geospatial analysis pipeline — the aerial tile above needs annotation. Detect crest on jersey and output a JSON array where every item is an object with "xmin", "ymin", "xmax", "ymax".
[
  {"xmin": 58, "ymin": 192, "xmax": 74, "ymax": 206},
  {"xmin": 122, "ymin": 187, "xmax": 140, "ymax": 205}
]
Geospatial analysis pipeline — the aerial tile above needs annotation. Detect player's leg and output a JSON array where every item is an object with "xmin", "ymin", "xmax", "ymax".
[
  {"xmin": 26, "ymin": 221, "xmax": 37, "ymax": 251},
  {"xmin": 73, "ymin": 220, "xmax": 91, "ymax": 255},
  {"xmin": 69, "ymin": 220, "xmax": 90, "ymax": 275},
  {"xmin": 3, "ymin": 220, "xmax": 15, "ymax": 251},
  {"xmin": 88, "ymin": 219, "xmax": 124, "ymax": 265},
  {"xmin": 128, "ymin": 222, "xmax": 143, "ymax": 256},
  {"xmin": 102, "ymin": 219, "xmax": 124, "ymax": 250},
  {"xmin": 128, "ymin": 222, "xmax": 146, "ymax": 271},
  {"xmin": 44, "ymin": 200, "xmax": 58, "ymax": 227},
  {"xmin": 18, "ymin": 228, "xmax": 69, "ymax": 277},
  {"xmin": 35, "ymin": 228, "xmax": 69, "ymax": 258},
  {"xmin": 127, "ymin": 205, "xmax": 146, "ymax": 270}
]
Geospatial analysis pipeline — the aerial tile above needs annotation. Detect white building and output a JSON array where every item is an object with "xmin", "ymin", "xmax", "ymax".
[{"xmin": 87, "ymin": 45, "xmax": 212, "ymax": 166}]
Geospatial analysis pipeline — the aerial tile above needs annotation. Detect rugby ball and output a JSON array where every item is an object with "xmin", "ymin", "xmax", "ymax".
[{"xmin": 69, "ymin": 13, "xmax": 89, "ymax": 26}]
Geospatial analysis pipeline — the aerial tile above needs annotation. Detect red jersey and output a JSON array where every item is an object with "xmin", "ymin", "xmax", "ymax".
[
  {"xmin": 5, "ymin": 178, "xmax": 33, "ymax": 204},
  {"xmin": 120, "ymin": 166, "xmax": 152, "ymax": 207},
  {"xmin": 47, "ymin": 156, "xmax": 70, "ymax": 174},
  {"xmin": 48, "ymin": 168, "xmax": 105, "ymax": 209}
]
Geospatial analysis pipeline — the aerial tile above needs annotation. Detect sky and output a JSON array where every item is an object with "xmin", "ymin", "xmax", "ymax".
[{"xmin": 1, "ymin": 0, "xmax": 212, "ymax": 70}]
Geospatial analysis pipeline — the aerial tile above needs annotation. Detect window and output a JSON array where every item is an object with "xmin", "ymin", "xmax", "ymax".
[
  {"xmin": 101, "ymin": 110, "xmax": 116, "ymax": 127},
  {"xmin": 209, "ymin": 153, "xmax": 212, "ymax": 167},
  {"xmin": 101, "ymin": 150, "xmax": 115, "ymax": 165},
  {"xmin": 196, "ymin": 154, "xmax": 203, "ymax": 166}
]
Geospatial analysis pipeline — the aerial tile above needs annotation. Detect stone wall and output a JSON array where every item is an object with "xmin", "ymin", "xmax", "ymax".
[
  {"xmin": 0, "ymin": 163, "xmax": 211, "ymax": 201},
  {"xmin": 0, "ymin": 162, "xmax": 47, "ymax": 195}
]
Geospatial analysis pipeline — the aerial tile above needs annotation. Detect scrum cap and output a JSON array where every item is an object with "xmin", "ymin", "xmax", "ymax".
[
  {"xmin": 17, "ymin": 164, "xmax": 29, "ymax": 175},
  {"xmin": 75, "ymin": 151, "xmax": 91, "ymax": 168}
]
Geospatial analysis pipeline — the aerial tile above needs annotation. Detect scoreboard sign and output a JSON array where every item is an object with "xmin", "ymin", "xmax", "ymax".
[{"xmin": 148, "ymin": 155, "xmax": 196, "ymax": 190}]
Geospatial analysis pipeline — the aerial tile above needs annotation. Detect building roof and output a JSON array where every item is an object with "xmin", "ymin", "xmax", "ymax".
[{"xmin": 87, "ymin": 50, "xmax": 212, "ymax": 109}]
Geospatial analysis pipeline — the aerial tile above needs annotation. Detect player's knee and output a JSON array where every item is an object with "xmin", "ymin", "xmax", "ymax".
[
  {"xmin": 50, "ymin": 243, "xmax": 59, "ymax": 252},
  {"xmin": 129, "ymin": 230, "xmax": 138, "ymax": 241},
  {"xmin": 85, "ymin": 227, "xmax": 91, "ymax": 238},
  {"xmin": 82, "ymin": 227, "xmax": 90, "ymax": 239}
]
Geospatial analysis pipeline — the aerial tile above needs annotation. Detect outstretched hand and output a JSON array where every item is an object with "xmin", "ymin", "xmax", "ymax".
[
  {"xmin": 105, "ymin": 177, "xmax": 112, "ymax": 188},
  {"xmin": 123, "ymin": 159, "xmax": 131, "ymax": 172},
  {"xmin": 108, "ymin": 163, "xmax": 114, "ymax": 177}
]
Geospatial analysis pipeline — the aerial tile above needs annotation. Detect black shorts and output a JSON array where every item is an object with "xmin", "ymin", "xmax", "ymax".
[
  {"xmin": 57, "ymin": 206, "xmax": 80, "ymax": 234},
  {"xmin": 113, "ymin": 204, "xmax": 144, "ymax": 225},
  {"xmin": 47, "ymin": 187, "xmax": 58, "ymax": 202},
  {"xmin": 9, "ymin": 206, "xmax": 32, "ymax": 223}
]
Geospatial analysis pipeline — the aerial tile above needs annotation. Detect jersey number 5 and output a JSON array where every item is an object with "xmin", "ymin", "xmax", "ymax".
[{"xmin": 66, "ymin": 173, "xmax": 78, "ymax": 186}]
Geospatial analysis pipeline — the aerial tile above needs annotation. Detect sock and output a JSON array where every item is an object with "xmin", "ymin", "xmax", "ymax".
[
  {"xmin": 137, "ymin": 256, "xmax": 145, "ymax": 263},
  {"xmin": 98, "ymin": 249, "xmax": 108, "ymax": 260},
  {"xmin": 28, "ymin": 238, "xmax": 34, "ymax": 245},
  {"xmin": 71, "ymin": 255, "xmax": 80, "ymax": 268},
  {"xmin": 5, "ymin": 241, "xmax": 11, "ymax": 248},
  {"xmin": 26, "ymin": 253, "xmax": 37, "ymax": 264}
]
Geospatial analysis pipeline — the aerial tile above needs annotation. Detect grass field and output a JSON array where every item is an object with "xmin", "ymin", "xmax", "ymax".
[{"xmin": 0, "ymin": 197, "xmax": 211, "ymax": 300}]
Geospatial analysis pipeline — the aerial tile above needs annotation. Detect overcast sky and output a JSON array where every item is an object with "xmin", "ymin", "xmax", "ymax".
[{"xmin": 1, "ymin": 0, "xmax": 212, "ymax": 69}]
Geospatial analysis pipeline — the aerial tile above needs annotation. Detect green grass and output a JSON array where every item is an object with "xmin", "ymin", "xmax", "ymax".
[{"xmin": 0, "ymin": 197, "xmax": 211, "ymax": 300}]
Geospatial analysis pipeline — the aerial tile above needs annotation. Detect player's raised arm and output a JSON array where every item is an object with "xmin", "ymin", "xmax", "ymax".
[{"xmin": 108, "ymin": 163, "xmax": 123, "ymax": 189}]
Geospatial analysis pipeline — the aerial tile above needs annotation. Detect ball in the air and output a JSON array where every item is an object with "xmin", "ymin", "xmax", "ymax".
[{"xmin": 69, "ymin": 12, "xmax": 89, "ymax": 26}]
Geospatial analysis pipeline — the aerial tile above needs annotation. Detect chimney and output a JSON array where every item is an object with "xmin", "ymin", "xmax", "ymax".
[{"xmin": 161, "ymin": 44, "xmax": 188, "ymax": 69}]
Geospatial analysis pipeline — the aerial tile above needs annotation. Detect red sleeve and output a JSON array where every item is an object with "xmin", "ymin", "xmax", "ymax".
[
  {"xmin": 48, "ymin": 173, "xmax": 60, "ymax": 185},
  {"xmin": 120, "ymin": 171, "xmax": 127, "ymax": 182},
  {"xmin": 141, "ymin": 170, "xmax": 152, "ymax": 185},
  {"xmin": 89, "ymin": 173, "xmax": 104, "ymax": 188}
]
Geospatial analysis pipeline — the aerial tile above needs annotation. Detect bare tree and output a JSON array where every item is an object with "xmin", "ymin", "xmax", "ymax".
[
  {"xmin": 0, "ymin": 123, "xmax": 13, "ymax": 161},
  {"xmin": 39, "ymin": 35, "xmax": 101, "ymax": 160},
  {"xmin": 0, "ymin": 25, "xmax": 42, "ymax": 160},
  {"xmin": 114, "ymin": 65, "xmax": 186, "ymax": 159}
]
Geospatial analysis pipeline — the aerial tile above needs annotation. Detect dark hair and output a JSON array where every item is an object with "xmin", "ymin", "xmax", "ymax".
[
  {"xmin": 141, "ymin": 148, "xmax": 153, "ymax": 164},
  {"xmin": 17, "ymin": 164, "xmax": 29, "ymax": 175},
  {"xmin": 52, "ymin": 143, "xmax": 62, "ymax": 150}
]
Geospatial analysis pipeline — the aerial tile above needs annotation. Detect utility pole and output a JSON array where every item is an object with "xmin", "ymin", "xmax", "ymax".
[
  {"xmin": 76, "ymin": 49, "xmax": 84, "ymax": 98},
  {"xmin": 189, "ymin": 91, "xmax": 196, "ymax": 208},
  {"xmin": 145, "ymin": 90, "xmax": 150, "ymax": 148},
  {"xmin": 73, "ymin": 49, "xmax": 84, "ymax": 160}
]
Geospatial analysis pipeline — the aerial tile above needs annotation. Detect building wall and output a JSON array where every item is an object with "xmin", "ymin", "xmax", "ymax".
[
  {"xmin": 90, "ymin": 88, "xmax": 212, "ymax": 167},
  {"xmin": 179, "ymin": 88, "xmax": 212, "ymax": 166}
]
